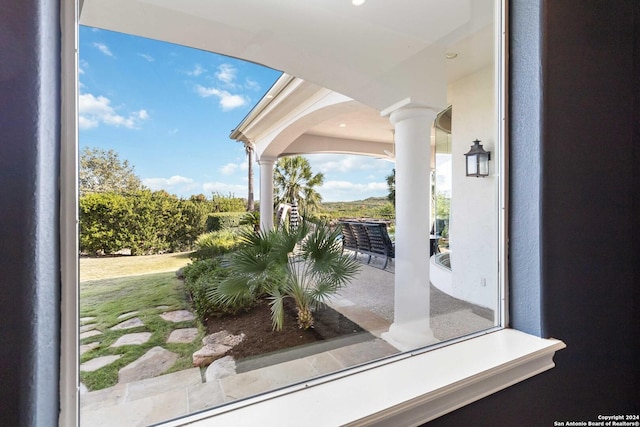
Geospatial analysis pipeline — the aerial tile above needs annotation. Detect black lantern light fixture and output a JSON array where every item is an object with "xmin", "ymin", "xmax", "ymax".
[{"xmin": 464, "ymin": 139, "xmax": 491, "ymax": 177}]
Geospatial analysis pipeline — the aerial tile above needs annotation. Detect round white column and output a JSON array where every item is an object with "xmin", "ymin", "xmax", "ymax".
[
  {"xmin": 258, "ymin": 156, "xmax": 276, "ymax": 231},
  {"xmin": 382, "ymin": 107, "xmax": 438, "ymax": 351}
]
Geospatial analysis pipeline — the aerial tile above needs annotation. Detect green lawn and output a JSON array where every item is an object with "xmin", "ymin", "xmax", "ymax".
[
  {"xmin": 79, "ymin": 254, "xmax": 203, "ymax": 391},
  {"xmin": 80, "ymin": 251, "xmax": 193, "ymax": 282}
]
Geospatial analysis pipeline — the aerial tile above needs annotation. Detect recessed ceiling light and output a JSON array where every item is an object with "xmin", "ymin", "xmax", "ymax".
[
  {"xmin": 339, "ymin": 123, "xmax": 347, "ymax": 128},
  {"xmin": 445, "ymin": 52, "xmax": 459, "ymax": 59},
  {"xmin": 352, "ymin": 0, "xmax": 366, "ymax": 6}
]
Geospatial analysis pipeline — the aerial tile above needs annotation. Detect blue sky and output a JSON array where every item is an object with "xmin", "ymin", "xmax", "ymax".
[{"xmin": 79, "ymin": 27, "xmax": 394, "ymax": 202}]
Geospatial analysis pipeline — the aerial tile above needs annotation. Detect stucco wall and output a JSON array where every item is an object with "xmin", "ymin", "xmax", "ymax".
[{"xmin": 447, "ymin": 66, "xmax": 498, "ymax": 310}]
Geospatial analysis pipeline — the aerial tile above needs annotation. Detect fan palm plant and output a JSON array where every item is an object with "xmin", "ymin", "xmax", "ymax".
[{"xmin": 211, "ymin": 220, "xmax": 360, "ymax": 330}]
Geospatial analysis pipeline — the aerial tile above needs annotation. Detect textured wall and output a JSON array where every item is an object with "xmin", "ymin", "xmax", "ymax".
[{"xmin": 0, "ymin": 1, "xmax": 61, "ymax": 426}]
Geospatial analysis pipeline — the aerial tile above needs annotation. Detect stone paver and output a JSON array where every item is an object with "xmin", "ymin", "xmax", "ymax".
[
  {"xmin": 118, "ymin": 346, "xmax": 178, "ymax": 383},
  {"xmin": 80, "ymin": 341, "xmax": 100, "ymax": 355},
  {"xmin": 80, "ymin": 383, "xmax": 128, "ymax": 411},
  {"xmin": 80, "ymin": 388, "xmax": 187, "ymax": 427},
  {"xmin": 167, "ymin": 328, "xmax": 198, "ymax": 343},
  {"xmin": 117, "ymin": 311, "xmax": 139, "ymax": 320},
  {"xmin": 187, "ymin": 381, "xmax": 227, "ymax": 413},
  {"xmin": 160, "ymin": 310, "xmax": 195, "ymax": 322},
  {"xmin": 205, "ymin": 356, "xmax": 236, "ymax": 382},
  {"xmin": 80, "ymin": 355, "xmax": 122, "ymax": 372},
  {"xmin": 80, "ymin": 316, "xmax": 96, "ymax": 323},
  {"xmin": 80, "ymin": 329, "xmax": 103, "ymax": 340},
  {"xmin": 220, "ymin": 358, "xmax": 317, "ymax": 400},
  {"xmin": 126, "ymin": 368, "xmax": 202, "ymax": 402},
  {"xmin": 328, "ymin": 339, "xmax": 398, "ymax": 368},
  {"xmin": 110, "ymin": 317, "xmax": 144, "ymax": 330},
  {"xmin": 80, "ymin": 323, "xmax": 97, "ymax": 333},
  {"xmin": 110, "ymin": 332, "xmax": 152, "ymax": 347}
]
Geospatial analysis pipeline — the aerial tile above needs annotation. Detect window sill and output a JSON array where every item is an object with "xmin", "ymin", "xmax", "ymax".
[{"xmin": 160, "ymin": 329, "xmax": 565, "ymax": 427}]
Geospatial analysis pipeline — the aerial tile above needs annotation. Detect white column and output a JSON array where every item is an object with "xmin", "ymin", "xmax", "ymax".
[
  {"xmin": 258, "ymin": 156, "xmax": 276, "ymax": 231},
  {"xmin": 382, "ymin": 106, "xmax": 438, "ymax": 351}
]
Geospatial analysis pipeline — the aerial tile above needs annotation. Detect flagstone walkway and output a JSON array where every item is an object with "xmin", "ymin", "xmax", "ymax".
[{"xmin": 79, "ymin": 309, "xmax": 200, "ymax": 381}]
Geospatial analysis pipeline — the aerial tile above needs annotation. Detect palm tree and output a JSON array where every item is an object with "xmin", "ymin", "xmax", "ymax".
[
  {"xmin": 274, "ymin": 156, "xmax": 324, "ymax": 213},
  {"xmin": 211, "ymin": 220, "xmax": 360, "ymax": 330},
  {"xmin": 241, "ymin": 141, "xmax": 255, "ymax": 211},
  {"xmin": 386, "ymin": 168, "xmax": 395, "ymax": 207}
]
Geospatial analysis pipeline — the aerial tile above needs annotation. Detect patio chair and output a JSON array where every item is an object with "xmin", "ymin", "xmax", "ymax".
[
  {"xmin": 363, "ymin": 222, "xmax": 395, "ymax": 269},
  {"xmin": 339, "ymin": 221, "xmax": 358, "ymax": 258}
]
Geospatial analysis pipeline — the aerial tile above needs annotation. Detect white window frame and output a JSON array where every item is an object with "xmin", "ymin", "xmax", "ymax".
[{"xmin": 59, "ymin": 1, "xmax": 565, "ymax": 426}]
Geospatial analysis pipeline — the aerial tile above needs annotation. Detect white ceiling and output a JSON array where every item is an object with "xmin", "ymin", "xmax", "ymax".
[{"xmin": 80, "ymin": 0, "xmax": 494, "ymax": 112}]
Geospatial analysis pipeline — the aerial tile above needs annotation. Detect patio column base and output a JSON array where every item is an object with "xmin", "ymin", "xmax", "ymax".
[{"xmin": 382, "ymin": 321, "xmax": 439, "ymax": 352}]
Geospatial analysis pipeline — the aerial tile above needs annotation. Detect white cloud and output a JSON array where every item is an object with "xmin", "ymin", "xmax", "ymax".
[
  {"xmin": 79, "ymin": 93, "xmax": 149, "ymax": 130},
  {"xmin": 143, "ymin": 176, "xmax": 198, "ymax": 195},
  {"xmin": 79, "ymin": 60, "xmax": 88, "ymax": 76},
  {"xmin": 220, "ymin": 163, "xmax": 239, "ymax": 175},
  {"xmin": 187, "ymin": 64, "xmax": 206, "ymax": 76},
  {"xmin": 308, "ymin": 154, "xmax": 389, "ymax": 174},
  {"xmin": 93, "ymin": 42, "xmax": 114, "ymax": 57},
  {"xmin": 317, "ymin": 180, "xmax": 388, "ymax": 202},
  {"xmin": 195, "ymin": 85, "xmax": 248, "ymax": 111},
  {"xmin": 203, "ymin": 181, "xmax": 247, "ymax": 196},
  {"xmin": 244, "ymin": 78, "xmax": 260, "ymax": 91},
  {"xmin": 138, "ymin": 53, "xmax": 155, "ymax": 62},
  {"xmin": 215, "ymin": 63, "xmax": 237, "ymax": 85}
]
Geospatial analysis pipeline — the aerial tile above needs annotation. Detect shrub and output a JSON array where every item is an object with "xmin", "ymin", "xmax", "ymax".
[
  {"xmin": 191, "ymin": 229, "xmax": 242, "ymax": 260},
  {"xmin": 205, "ymin": 212, "xmax": 245, "ymax": 232},
  {"xmin": 211, "ymin": 192, "xmax": 246, "ymax": 213},
  {"xmin": 182, "ymin": 258, "xmax": 254, "ymax": 322}
]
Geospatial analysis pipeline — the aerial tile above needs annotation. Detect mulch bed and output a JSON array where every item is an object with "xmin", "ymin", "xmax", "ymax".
[{"xmin": 206, "ymin": 298, "xmax": 365, "ymax": 361}]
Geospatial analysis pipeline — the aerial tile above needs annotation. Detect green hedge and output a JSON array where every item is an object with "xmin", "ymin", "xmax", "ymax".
[{"xmin": 205, "ymin": 212, "xmax": 244, "ymax": 232}]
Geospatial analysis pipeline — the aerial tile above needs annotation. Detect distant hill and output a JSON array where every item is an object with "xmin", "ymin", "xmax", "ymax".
[{"xmin": 318, "ymin": 197, "xmax": 393, "ymax": 219}]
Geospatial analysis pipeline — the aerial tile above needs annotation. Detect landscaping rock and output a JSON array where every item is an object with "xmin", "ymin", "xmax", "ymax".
[
  {"xmin": 110, "ymin": 332, "xmax": 152, "ymax": 347},
  {"xmin": 118, "ymin": 346, "xmax": 178, "ymax": 383},
  {"xmin": 192, "ymin": 343, "xmax": 231, "ymax": 367},
  {"xmin": 202, "ymin": 331, "xmax": 245, "ymax": 347},
  {"xmin": 160, "ymin": 310, "xmax": 195, "ymax": 323},
  {"xmin": 80, "ymin": 355, "xmax": 122, "ymax": 372},
  {"xmin": 192, "ymin": 331, "xmax": 245, "ymax": 367},
  {"xmin": 167, "ymin": 328, "xmax": 198, "ymax": 343},
  {"xmin": 205, "ymin": 356, "xmax": 236, "ymax": 381},
  {"xmin": 110, "ymin": 317, "xmax": 144, "ymax": 330}
]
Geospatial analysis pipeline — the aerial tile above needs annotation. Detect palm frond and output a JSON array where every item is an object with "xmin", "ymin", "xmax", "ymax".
[{"xmin": 267, "ymin": 288, "xmax": 286, "ymax": 331}]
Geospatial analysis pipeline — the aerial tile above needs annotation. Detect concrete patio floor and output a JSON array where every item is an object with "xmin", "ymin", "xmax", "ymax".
[{"xmin": 80, "ymin": 260, "xmax": 495, "ymax": 426}]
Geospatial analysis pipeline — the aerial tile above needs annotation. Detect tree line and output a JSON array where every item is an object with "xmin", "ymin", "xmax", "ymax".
[{"xmin": 79, "ymin": 148, "xmax": 246, "ymax": 255}]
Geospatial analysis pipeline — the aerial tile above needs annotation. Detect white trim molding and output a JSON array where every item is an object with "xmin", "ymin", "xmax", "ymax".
[{"xmin": 160, "ymin": 329, "xmax": 565, "ymax": 427}]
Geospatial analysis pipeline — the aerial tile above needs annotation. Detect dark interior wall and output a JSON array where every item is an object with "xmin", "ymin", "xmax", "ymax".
[
  {"xmin": 0, "ymin": 1, "xmax": 61, "ymax": 426},
  {"xmin": 0, "ymin": 1, "xmax": 638, "ymax": 427},
  {"xmin": 427, "ymin": 0, "xmax": 640, "ymax": 425}
]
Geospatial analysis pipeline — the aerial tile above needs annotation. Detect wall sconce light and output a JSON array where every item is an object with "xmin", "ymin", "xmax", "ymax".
[{"xmin": 464, "ymin": 139, "xmax": 491, "ymax": 177}]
